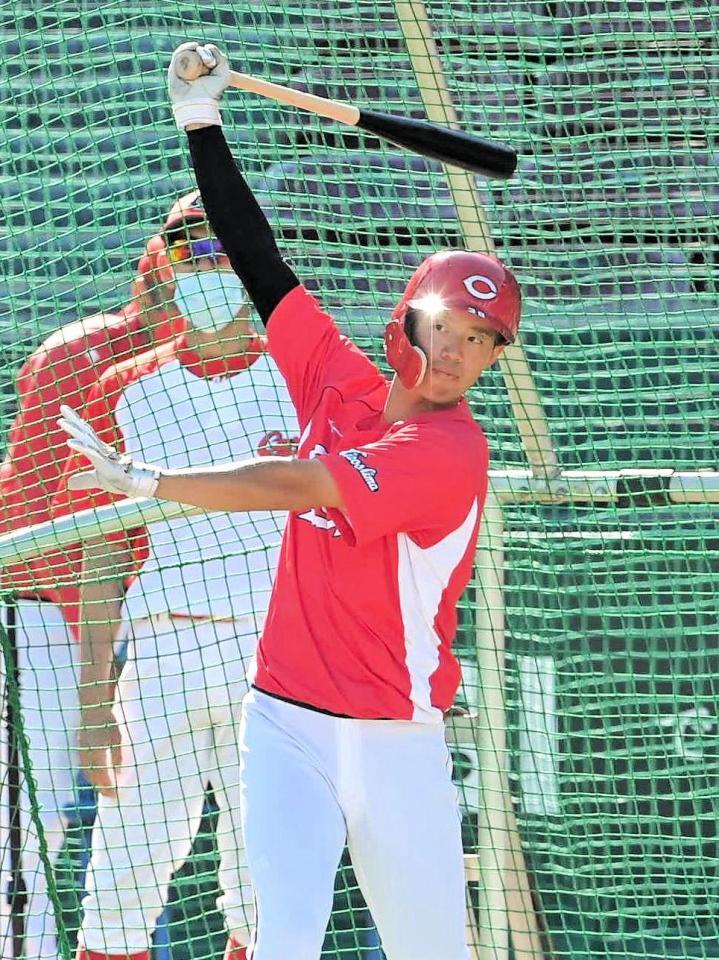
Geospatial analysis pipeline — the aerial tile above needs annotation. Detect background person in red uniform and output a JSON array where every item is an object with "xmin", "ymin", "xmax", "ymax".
[
  {"xmin": 0, "ymin": 192, "xmax": 208, "ymax": 960},
  {"xmin": 51, "ymin": 286, "xmax": 296, "ymax": 960},
  {"xmin": 58, "ymin": 42, "xmax": 521, "ymax": 960}
]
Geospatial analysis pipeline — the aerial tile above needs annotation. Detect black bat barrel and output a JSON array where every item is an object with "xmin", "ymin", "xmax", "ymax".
[{"xmin": 358, "ymin": 109, "xmax": 517, "ymax": 180}]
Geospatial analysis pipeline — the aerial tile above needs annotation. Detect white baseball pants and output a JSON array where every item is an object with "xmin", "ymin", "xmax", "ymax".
[
  {"xmin": 79, "ymin": 616, "xmax": 257, "ymax": 955},
  {"xmin": 240, "ymin": 689, "xmax": 470, "ymax": 960},
  {"xmin": 0, "ymin": 599, "xmax": 79, "ymax": 960}
]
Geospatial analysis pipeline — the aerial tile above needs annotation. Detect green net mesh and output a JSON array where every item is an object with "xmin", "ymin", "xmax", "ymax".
[{"xmin": 0, "ymin": 1, "xmax": 718, "ymax": 959}]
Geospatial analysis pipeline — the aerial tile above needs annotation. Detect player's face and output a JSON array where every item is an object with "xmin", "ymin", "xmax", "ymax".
[{"xmin": 413, "ymin": 308, "xmax": 506, "ymax": 405}]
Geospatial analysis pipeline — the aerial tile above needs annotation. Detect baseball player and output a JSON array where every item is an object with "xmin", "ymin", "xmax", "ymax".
[
  {"xmin": 52, "ymin": 224, "xmax": 298, "ymax": 960},
  {"xmin": 0, "ymin": 193, "xmax": 200, "ymax": 960},
  {"xmin": 58, "ymin": 42, "xmax": 521, "ymax": 960}
]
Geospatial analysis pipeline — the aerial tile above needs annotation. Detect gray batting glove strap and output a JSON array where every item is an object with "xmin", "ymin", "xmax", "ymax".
[
  {"xmin": 58, "ymin": 405, "xmax": 161, "ymax": 499},
  {"xmin": 168, "ymin": 42, "xmax": 231, "ymax": 130}
]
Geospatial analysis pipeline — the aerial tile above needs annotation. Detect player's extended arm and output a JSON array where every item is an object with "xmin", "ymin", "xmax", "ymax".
[
  {"xmin": 58, "ymin": 405, "xmax": 344, "ymax": 513},
  {"xmin": 78, "ymin": 535, "xmax": 134, "ymax": 796},
  {"xmin": 156, "ymin": 456, "xmax": 343, "ymax": 513},
  {"xmin": 167, "ymin": 43, "xmax": 299, "ymax": 325}
]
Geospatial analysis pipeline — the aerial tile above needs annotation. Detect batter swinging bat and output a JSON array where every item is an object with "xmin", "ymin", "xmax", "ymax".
[{"xmin": 174, "ymin": 49, "xmax": 517, "ymax": 180}]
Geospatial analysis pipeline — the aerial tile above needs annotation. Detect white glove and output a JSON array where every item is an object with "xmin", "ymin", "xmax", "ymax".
[
  {"xmin": 58, "ymin": 405, "xmax": 161, "ymax": 499},
  {"xmin": 168, "ymin": 42, "xmax": 231, "ymax": 130}
]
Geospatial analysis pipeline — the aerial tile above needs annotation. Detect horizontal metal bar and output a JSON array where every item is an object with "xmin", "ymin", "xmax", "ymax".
[
  {"xmin": 489, "ymin": 469, "xmax": 719, "ymax": 505},
  {"xmin": 0, "ymin": 498, "xmax": 201, "ymax": 566},
  {"xmin": 1, "ymin": 468, "xmax": 718, "ymax": 567}
]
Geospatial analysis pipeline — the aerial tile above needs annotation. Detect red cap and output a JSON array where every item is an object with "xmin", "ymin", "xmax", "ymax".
[
  {"xmin": 163, "ymin": 190, "xmax": 208, "ymax": 233},
  {"xmin": 392, "ymin": 250, "xmax": 521, "ymax": 343}
]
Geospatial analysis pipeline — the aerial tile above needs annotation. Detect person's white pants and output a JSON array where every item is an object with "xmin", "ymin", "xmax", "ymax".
[
  {"xmin": 240, "ymin": 688, "xmax": 470, "ymax": 960},
  {"xmin": 79, "ymin": 615, "xmax": 257, "ymax": 956},
  {"xmin": 0, "ymin": 599, "xmax": 79, "ymax": 960}
]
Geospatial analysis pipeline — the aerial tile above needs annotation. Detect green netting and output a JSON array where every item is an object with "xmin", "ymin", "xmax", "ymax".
[
  {"xmin": 501, "ymin": 504, "xmax": 719, "ymax": 959},
  {"xmin": 0, "ymin": 1, "xmax": 718, "ymax": 959}
]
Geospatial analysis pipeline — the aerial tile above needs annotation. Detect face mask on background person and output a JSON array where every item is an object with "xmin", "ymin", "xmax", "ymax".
[{"xmin": 173, "ymin": 270, "xmax": 247, "ymax": 332}]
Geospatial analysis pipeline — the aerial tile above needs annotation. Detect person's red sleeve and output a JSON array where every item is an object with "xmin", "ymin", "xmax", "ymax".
[
  {"xmin": 2, "ymin": 342, "xmax": 102, "ymax": 516},
  {"xmin": 265, "ymin": 284, "xmax": 379, "ymax": 429},
  {"xmin": 320, "ymin": 420, "xmax": 489, "ymax": 548}
]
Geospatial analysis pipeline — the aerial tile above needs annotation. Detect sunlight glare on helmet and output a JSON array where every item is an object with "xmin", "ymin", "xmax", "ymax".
[{"xmin": 411, "ymin": 293, "xmax": 446, "ymax": 317}]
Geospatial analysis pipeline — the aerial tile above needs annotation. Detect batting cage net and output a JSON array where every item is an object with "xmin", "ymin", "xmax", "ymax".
[{"xmin": 0, "ymin": 1, "xmax": 718, "ymax": 960}]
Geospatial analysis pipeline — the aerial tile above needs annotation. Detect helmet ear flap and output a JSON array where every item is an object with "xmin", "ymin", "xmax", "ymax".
[{"xmin": 384, "ymin": 319, "xmax": 428, "ymax": 389}]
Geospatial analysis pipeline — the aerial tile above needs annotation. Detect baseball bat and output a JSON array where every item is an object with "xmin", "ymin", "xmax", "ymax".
[{"xmin": 175, "ymin": 50, "xmax": 516, "ymax": 180}]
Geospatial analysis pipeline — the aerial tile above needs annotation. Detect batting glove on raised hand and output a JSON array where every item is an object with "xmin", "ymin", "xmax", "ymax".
[
  {"xmin": 168, "ymin": 42, "xmax": 231, "ymax": 130},
  {"xmin": 58, "ymin": 405, "xmax": 161, "ymax": 498}
]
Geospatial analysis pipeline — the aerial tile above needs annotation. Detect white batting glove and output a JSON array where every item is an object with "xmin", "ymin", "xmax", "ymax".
[
  {"xmin": 58, "ymin": 405, "xmax": 161, "ymax": 498},
  {"xmin": 168, "ymin": 42, "xmax": 231, "ymax": 130}
]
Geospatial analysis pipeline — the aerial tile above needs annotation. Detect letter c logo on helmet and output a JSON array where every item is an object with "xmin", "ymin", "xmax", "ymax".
[{"xmin": 463, "ymin": 275, "xmax": 499, "ymax": 301}]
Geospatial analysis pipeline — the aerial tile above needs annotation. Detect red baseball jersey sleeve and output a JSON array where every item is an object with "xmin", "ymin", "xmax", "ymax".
[
  {"xmin": 0, "ymin": 305, "xmax": 150, "ymax": 624},
  {"xmin": 320, "ymin": 417, "xmax": 487, "ymax": 548},
  {"xmin": 265, "ymin": 284, "xmax": 385, "ymax": 430}
]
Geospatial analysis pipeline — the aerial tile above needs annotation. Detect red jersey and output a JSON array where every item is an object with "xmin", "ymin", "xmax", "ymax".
[
  {"xmin": 0, "ymin": 304, "xmax": 151, "ymax": 622},
  {"xmin": 252, "ymin": 285, "xmax": 489, "ymax": 722}
]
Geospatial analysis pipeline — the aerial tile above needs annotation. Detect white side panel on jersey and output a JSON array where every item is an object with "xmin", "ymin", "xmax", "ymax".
[{"xmin": 397, "ymin": 499, "xmax": 479, "ymax": 722}]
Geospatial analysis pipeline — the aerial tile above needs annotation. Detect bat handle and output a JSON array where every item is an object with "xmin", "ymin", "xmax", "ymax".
[{"xmin": 173, "ymin": 49, "xmax": 360, "ymax": 126}]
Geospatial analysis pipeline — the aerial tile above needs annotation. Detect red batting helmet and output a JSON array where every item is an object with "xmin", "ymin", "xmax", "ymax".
[
  {"xmin": 162, "ymin": 190, "xmax": 208, "ymax": 234},
  {"xmin": 384, "ymin": 250, "xmax": 521, "ymax": 389}
]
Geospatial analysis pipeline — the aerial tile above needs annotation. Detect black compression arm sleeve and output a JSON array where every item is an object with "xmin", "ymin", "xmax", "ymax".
[{"xmin": 187, "ymin": 126, "xmax": 300, "ymax": 325}]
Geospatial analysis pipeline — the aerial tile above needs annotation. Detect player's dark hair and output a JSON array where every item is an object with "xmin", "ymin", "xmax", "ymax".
[{"xmin": 404, "ymin": 307, "xmax": 420, "ymax": 345}]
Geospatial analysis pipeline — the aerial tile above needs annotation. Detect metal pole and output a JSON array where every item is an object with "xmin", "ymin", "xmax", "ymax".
[
  {"xmin": 392, "ymin": 0, "xmax": 561, "ymax": 479},
  {"xmin": 1, "ymin": 602, "xmax": 25, "ymax": 960},
  {"xmin": 472, "ymin": 491, "xmax": 509, "ymax": 960}
]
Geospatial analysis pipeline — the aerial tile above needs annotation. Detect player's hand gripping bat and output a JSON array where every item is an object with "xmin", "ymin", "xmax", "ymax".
[{"xmin": 173, "ymin": 47, "xmax": 516, "ymax": 180}]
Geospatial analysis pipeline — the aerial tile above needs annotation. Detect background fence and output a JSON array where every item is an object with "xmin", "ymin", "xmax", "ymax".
[{"xmin": 1, "ymin": 1, "xmax": 717, "ymax": 959}]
